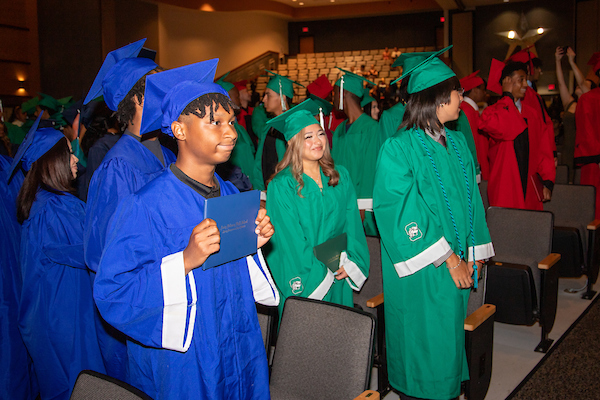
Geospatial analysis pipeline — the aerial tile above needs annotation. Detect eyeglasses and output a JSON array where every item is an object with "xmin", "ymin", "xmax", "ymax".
[{"xmin": 456, "ymin": 88, "xmax": 465, "ymax": 96}]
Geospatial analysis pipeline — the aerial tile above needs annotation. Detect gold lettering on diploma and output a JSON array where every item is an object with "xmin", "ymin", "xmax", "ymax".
[{"xmin": 220, "ymin": 219, "xmax": 249, "ymax": 234}]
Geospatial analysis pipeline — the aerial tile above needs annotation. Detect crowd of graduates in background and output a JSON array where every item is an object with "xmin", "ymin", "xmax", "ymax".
[{"xmin": 2, "ymin": 35, "xmax": 600, "ymax": 400}]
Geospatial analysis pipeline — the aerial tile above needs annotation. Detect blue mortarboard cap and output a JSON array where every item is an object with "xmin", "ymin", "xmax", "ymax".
[
  {"xmin": 141, "ymin": 59, "xmax": 228, "ymax": 136},
  {"xmin": 8, "ymin": 115, "xmax": 65, "ymax": 181},
  {"xmin": 83, "ymin": 38, "xmax": 150, "ymax": 108},
  {"xmin": 103, "ymin": 58, "xmax": 158, "ymax": 111}
]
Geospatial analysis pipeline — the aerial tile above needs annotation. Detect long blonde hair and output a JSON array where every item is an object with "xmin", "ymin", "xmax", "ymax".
[{"xmin": 268, "ymin": 125, "xmax": 340, "ymax": 196}]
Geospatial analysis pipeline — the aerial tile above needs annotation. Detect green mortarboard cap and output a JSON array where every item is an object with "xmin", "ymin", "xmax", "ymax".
[
  {"xmin": 57, "ymin": 96, "xmax": 74, "ymax": 107},
  {"xmin": 392, "ymin": 51, "xmax": 436, "ymax": 70},
  {"xmin": 308, "ymin": 94, "xmax": 333, "ymax": 116},
  {"xmin": 37, "ymin": 93, "xmax": 61, "ymax": 112},
  {"xmin": 265, "ymin": 70, "xmax": 303, "ymax": 100},
  {"xmin": 392, "ymin": 46, "xmax": 455, "ymax": 94},
  {"xmin": 360, "ymin": 87, "xmax": 376, "ymax": 108},
  {"xmin": 5, "ymin": 122, "xmax": 26, "ymax": 145},
  {"xmin": 21, "ymin": 97, "xmax": 39, "ymax": 115},
  {"xmin": 334, "ymin": 67, "xmax": 375, "ymax": 97},
  {"xmin": 266, "ymin": 98, "xmax": 322, "ymax": 141},
  {"xmin": 216, "ymin": 72, "xmax": 235, "ymax": 92},
  {"xmin": 50, "ymin": 112, "xmax": 68, "ymax": 127}
]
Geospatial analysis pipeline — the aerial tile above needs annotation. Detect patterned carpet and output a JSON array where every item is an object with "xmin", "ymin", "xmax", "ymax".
[{"xmin": 508, "ymin": 295, "xmax": 600, "ymax": 400}]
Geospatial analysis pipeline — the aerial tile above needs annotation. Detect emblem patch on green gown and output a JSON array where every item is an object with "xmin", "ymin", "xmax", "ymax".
[
  {"xmin": 405, "ymin": 222, "xmax": 422, "ymax": 242},
  {"xmin": 289, "ymin": 277, "xmax": 304, "ymax": 294}
]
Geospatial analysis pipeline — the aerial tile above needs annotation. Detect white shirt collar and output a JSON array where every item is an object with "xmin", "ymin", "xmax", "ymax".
[
  {"xmin": 515, "ymin": 99, "xmax": 522, "ymax": 113},
  {"xmin": 462, "ymin": 97, "xmax": 479, "ymax": 112}
]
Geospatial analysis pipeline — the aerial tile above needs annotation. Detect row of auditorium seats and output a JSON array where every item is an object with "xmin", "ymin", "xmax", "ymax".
[{"xmin": 253, "ymin": 47, "xmax": 436, "ymax": 103}]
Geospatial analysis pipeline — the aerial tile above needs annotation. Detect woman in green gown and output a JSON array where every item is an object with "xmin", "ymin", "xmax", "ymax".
[
  {"xmin": 373, "ymin": 49, "xmax": 494, "ymax": 400},
  {"xmin": 265, "ymin": 100, "xmax": 370, "ymax": 316}
]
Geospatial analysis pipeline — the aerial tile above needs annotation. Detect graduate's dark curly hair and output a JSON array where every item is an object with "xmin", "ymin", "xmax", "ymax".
[
  {"xmin": 500, "ymin": 62, "xmax": 528, "ymax": 85},
  {"xmin": 401, "ymin": 75, "xmax": 461, "ymax": 132},
  {"xmin": 179, "ymin": 92, "xmax": 239, "ymax": 122},
  {"xmin": 117, "ymin": 67, "xmax": 163, "ymax": 125}
]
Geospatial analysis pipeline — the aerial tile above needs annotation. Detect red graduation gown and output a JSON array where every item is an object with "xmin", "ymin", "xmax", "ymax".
[
  {"xmin": 480, "ymin": 95, "xmax": 555, "ymax": 211},
  {"xmin": 523, "ymin": 86, "xmax": 556, "ymax": 155},
  {"xmin": 575, "ymin": 88, "xmax": 600, "ymax": 218},
  {"xmin": 460, "ymin": 101, "xmax": 490, "ymax": 180}
]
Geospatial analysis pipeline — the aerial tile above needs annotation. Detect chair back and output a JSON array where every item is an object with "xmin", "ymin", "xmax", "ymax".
[
  {"xmin": 353, "ymin": 237, "xmax": 382, "ymax": 317},
  {"xmin": 555, "ymin": 165, "xmax": 569, "ymax": 184},
  {"xmin": 486, "ymin": 207, "xmax": 553, "ymax": 303},
  {"xmin": 270, "ymin": 297, "xmax": 375, "ymax": 400},
  {"xmin": 544, "ymin": 184, "xmax": 595, "ymax": 261},
  {"xmin": 70, "ymin": 370, "xmax": 152, "ymax": 400}
]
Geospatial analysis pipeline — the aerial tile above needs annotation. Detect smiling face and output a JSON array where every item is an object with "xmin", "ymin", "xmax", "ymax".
[
  {"xmin": 301, "ymin": 123, "xmax": 326, "ymax": 163},
  {"xmin": 173, "ymin": 104, "xmax": 238, "ymax": 166},
  {"xmin": 510, "ymin": 69, "xmax": 528, "ymax": 100}
]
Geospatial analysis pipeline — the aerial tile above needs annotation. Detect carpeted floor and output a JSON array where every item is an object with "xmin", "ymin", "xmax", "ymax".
[{"xmin": 507, "ymin": 295, "xmax": 600, "ymax": 400}]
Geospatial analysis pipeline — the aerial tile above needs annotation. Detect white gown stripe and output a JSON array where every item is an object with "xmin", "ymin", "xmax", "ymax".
[
  {"xmin": 340, "ymin": 251, "xmax": 367, "ymax": 291},
  {"xmin": 467, "ymin": 242, "xmax": 495, "ymax": 262},
  {"xmin": 393, "ymin": 237, "xmax": 452, "ymax": 278},
  {"xmin": 161, "ymin": 251, "xmax": 195, "ymax": 352},
  {"xmin": 247, "ymin": 249, "xmax": 280, "ymax": 306},
  {"xmin": 308, "ymin": 270, "xmax": 335, "ymax": 300}
]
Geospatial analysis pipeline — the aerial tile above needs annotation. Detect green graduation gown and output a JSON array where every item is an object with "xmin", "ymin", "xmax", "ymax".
[
  {"xmin": 377, "ymin": 102, "xmax": 406, "ymax": 148},
  {"xmin": 265, "ymin": 165, "xmax": 369, "ymax": 316},
  {"xmin": 230, "ymin": 121, "xmax": 256, "ymax": 185},
  {"xmin": 331, "ymin": 113, "xmax": 379, "ymax": 236},
  {"xmin": 373, "ymin": 127, "xmax": 494, "ymax": 399}
]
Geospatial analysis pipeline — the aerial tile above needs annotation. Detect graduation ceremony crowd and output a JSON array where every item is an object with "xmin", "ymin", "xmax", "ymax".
[{"xmin": 2, "ymin": 33, "xmax": 599, "ymax": 400}]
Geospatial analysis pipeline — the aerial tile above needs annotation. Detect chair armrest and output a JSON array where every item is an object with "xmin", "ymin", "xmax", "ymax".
[
  {"xmin": 538, "ymin": 253, "xmax": 561, "ymax": 270},
  {"xmin": 353, "ymin": 390, "xmax": 380, "ymax": 400},
  {"xmin": 464, "ymin": 304, "xmax": 496, "ymax": 331},
  {"xmin": 366, "ymin": 293, "xmax": 384, "ymax": 308},
  {"xmin": 588, "ymin": 219, "xmax": 600, "ymax": 231}
]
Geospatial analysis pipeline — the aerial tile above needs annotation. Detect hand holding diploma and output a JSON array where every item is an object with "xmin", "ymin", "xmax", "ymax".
[
  {"xmin": 255, "ymin": 208, "xmax": 275, "ymax": 249},
  {"xmin": 183, "ymin": 219, "xmax": 221, "ymax": 275}
]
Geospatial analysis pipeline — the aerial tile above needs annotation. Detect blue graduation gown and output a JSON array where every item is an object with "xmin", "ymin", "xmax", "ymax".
[
  {"xmin": 0, "ymin": 156, "xmax": 38, "ymax": 399},
  {"xmin": 83, "ymin": 133, "xmax": 175, "ymax": 379},
  {"xmin": 94, "ymin": 170, "xmax": 278, "ymax": 400},
  {"xmin": 19, "ymin": 189, "xmax": 105, "ymax": 400}
]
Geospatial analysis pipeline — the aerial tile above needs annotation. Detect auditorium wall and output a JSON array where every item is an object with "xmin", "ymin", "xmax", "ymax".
[
  {"xmin": 287, "ymin": 12, "xmax": 444, "ymax": 55},
  {"xmin": 157, "ymin": 4, "xmax": 289, "ymax": 76}
]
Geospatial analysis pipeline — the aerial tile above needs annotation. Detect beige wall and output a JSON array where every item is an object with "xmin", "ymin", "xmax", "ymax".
[{"xmin": 158, "ymin": 4, "xmax": 289, "ymax": 76}]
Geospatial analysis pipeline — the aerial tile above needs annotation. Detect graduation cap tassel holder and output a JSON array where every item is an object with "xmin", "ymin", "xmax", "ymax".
[{"xmin": 279, "ymin": 81, "xmax": 287, "ymax": 112}]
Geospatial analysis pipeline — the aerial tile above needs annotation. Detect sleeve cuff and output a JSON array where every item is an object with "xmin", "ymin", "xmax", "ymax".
[
  {"xmin": 467, "ymin": 242, "xmax": 495, "ymax": 262},
  {"xmin": 340, "ymin": 251, "xmax": 367, "ymax": 291},
  {"xmin": 260, "ymin": 191, "xmax": 267, "ymax": 201},
  {"xmin": 247, "ymin": 249, "xmax": 280, "ymax": 306},
  {"xmin": 161, "ymin": 251, "xmax": 196, "ymax": 353},
  {"xmin": 308, "ymin": 270, "xmax": 335, "ymax": 300},
  {"xmin": 357, "ymin": 198, "xmax": 373, "ymax": 211},
  {"xmin": 393, "ymin": 237, "xmax": 452, "ymax": 278},
  {"xmin": 432, "ymin": 248, "xmax": 454, "ymax": 267}
]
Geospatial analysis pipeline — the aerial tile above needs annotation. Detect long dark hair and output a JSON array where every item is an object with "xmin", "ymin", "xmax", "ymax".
[
  {"xmin": 17, "ymin": 137, "xmax": 74, "ymax": 223},
  {"xmin": 401, "ymin": 76, "xmax": 461, "ymax": 132}
]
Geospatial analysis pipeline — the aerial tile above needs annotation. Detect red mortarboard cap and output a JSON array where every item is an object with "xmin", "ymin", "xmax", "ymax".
[
  {"xmin": 587, "ymin": 52, "xmax": 600, "ymax": 66},
  {"xmin": 460, "ymin": 70, "xmax": 485, "ymax": 93},
  {"xmin": 487, "ymin": 59, "xmax": 506, "ymax": 95},
  {"xmin": 307, "ymin": 75, "xmax": 333, "ymax": 99},
  {"xmin": 234, "ymin": 80, "xmax": 248, "ymax": 91},
  {"xmin": 594, "ymin": 60, "xmax": 600, "ymax": 74},
  {"xmin": 506, "ymin": 46, "xmax": 537, "ymax": 74}
]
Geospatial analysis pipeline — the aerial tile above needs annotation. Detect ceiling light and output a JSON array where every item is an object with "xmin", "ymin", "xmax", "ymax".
[
  {"xmin": 508, "ymin": 30, "xmax": 516, "ymax": 39},
  {"xmin": 537, "ymin": 27, "xmax": 544, "ymax": 34}
]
